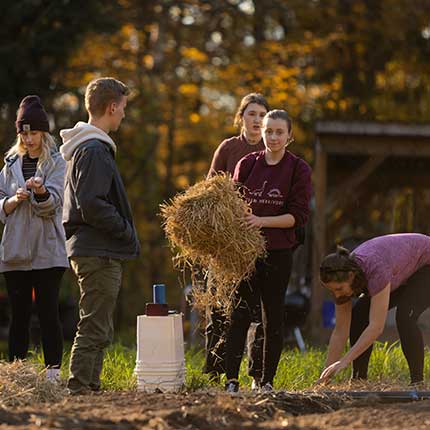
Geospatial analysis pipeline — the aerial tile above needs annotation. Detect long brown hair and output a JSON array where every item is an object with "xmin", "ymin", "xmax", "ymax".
[
  {"xmin": 233, "ymin": 93, "xmax": 270, "ymax": 129},
  {"xmin": 320, "ymin": 246, "xmax": 368, "ymax": 297}
]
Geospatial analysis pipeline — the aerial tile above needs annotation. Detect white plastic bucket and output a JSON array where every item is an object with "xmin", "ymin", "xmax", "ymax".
[{"xmin": 135, "ymin": 313, "xmax": 186, "ymax": 392}]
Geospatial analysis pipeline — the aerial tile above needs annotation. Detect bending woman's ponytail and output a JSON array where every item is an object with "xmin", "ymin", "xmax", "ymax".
[{"xmin": 320, "ymin": 246, "xmax": 367, "ymax": 296}]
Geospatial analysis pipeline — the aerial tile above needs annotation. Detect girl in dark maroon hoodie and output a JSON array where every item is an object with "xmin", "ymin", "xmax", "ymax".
[
  {"xmin": 205, "ymin": 93, "xmax": 269, "ymax": 386},
  {"xmin": 225, "ymin": 110, "xmax": 312, "ymax": 392}
]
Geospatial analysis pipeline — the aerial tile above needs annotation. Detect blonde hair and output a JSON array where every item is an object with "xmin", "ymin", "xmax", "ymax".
[
  {"xmin": 6, "ymin": 132, "xmax": 58, "ymax": 166},
  {"xmin": 85, "ymin": 77, "xmax": 129, "ymax": 118}
]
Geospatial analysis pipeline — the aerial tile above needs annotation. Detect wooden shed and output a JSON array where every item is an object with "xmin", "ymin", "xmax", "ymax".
[{"xmin": 310, "ymin": 120, "xmax": 430, "ymax": 338}]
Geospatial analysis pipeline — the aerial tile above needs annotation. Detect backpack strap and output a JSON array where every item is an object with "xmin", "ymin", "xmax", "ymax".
[
  {"xmin": 239, "ymin": 153, "xmax": 258, "ymax": 184},
  {"xmin": 284, "ymin": 153, "xmax": 300, "ymax": 211}
]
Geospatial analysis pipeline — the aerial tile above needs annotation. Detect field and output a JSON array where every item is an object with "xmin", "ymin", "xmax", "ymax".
[{"xmin": 1, "ymin": 343, "xmax": 430, "ymax": 429}]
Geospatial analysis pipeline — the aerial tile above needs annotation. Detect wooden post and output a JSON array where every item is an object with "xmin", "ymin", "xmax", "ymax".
[
  {"xmin": 326, "ymin": 155, "xmax": 386, "ymax": 215},
  {"xmin": 311, "ymin": 138, "xmax": 327, "ymax": 341}
]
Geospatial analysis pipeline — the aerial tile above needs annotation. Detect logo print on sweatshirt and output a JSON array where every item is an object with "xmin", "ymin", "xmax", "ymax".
[
  {"xmin": 248, "ymin": 180, "xmax": 267, "ymax": 197},
  {"xmin": 267, "ymin": 188, "xmax": 283, "ymax": 198}
]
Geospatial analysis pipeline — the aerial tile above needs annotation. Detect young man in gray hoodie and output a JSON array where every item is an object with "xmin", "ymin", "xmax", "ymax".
[{"xmin": 60, "ymin": 77, "xmax": 140, "ymax": 395}]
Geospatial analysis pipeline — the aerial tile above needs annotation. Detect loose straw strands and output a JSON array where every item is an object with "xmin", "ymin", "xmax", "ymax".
[
  {"xmin": 160, "ymin": 174, "xmax": 266, "ymax": 313},
  {"xmin": 0, "ymin": 361, "xmax": 65, "ymax": 407}
]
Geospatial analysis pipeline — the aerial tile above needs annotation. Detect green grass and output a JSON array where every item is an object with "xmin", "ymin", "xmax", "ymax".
[{"xmin": 21, "ymin": 341, "xmax": 429, "ymax": 391}]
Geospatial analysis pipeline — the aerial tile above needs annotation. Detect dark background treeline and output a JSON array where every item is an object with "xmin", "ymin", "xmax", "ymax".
[{"xmin": 1, "ymin": 0, "xmax": 430, "ymax": 331}]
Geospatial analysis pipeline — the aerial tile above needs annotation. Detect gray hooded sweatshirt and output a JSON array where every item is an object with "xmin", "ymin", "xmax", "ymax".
[
  {"xmin": 60, "ymin": 122, "xmax": 140, "ymax": 260},
  {"xmin": 0, "ymin": 151, "xmax": 69, "ymax": 272}
]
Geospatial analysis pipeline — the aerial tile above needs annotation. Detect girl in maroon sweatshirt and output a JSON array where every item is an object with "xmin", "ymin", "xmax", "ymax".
[
  {"xmin": 205, "ymin": 93, "xmax": 269, "ymax": 385},
  {"xmin": 225, "ymin": 109, "xmax": 312, "ymax": 392}
]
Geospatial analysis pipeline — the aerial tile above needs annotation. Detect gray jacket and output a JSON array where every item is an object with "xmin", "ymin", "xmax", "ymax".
[
  {"xmin": 0, "ymin": 151, "xmax": 69, "ymax": 272},
  {"xmin": 60, "ymin": 122, "xmax": 140, "ymax": 260}
]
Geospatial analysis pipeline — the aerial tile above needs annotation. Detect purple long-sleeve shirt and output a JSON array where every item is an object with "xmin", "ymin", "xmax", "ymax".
[
  {"xmin": 352, "ymin": 233, "xmax": 430, "ymax": 296},
  {"xmin": 233, "ymin": 150, "xmax": 312, "ymax": 250}
]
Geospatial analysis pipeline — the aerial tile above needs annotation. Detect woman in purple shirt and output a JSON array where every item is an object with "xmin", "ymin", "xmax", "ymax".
[
  {"xmin": 319, "ymin": 233, "xmax": 430, "ymax": 384},
  {"xmin": 224, "ymin": 110, "xmax": 312, "ymax": 392}
]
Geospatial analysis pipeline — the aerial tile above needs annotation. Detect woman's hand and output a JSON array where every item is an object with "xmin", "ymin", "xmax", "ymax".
[
  {"xmin": 15, "ymin": 187, "xmax": 30, "ymax": 201},
  {"xmin": 318, "ymin": 359, "xmax": 349, "ymax": 383},
  {"xmin": 3, "ymin": 187, "xmax": 29, "ymax": 215},
  {"xmin": 245, "ymin": 212, "xmax": 264, "ymax": 228},
  {"xmin": 25, "ymin": 176, "xmax": 46, "ymax": 194}
]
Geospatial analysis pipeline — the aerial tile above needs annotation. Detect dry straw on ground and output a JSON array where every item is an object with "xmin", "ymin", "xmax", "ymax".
[
  {"xmin": 160, "ymin": 173, "xmax": 266, "ymax": 313},
  {"xmin": 0, "ymin": 361, "xmax": 65, "ymax": 407},
  {"xmin": 314, "ymin": 379, "xmax": 429, "ymax": 392}
]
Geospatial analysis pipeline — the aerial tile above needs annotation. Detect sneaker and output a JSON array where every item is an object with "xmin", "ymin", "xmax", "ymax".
[
  {"xmin": 46, "ymin": 367, "xmax": 61, "ymax": 383},
  {"xmin": 89, "ymin": 383, "xmax": 101, "ymax": 392},
  {"xmin": 260, "ymin": 382, "xmax": 273, "ymax": 392},
  {"xmin": 66, "ymin": 380, "xmax": 91, "ymax": 396},
  {"xmin": 409, "ymin": 380, "xmax": 425, "ymax": 390},
  {"xmin": 251, "ymin": 378, "xmax": 260, "ymax": 391},
  {"xmin": 66, "ymin": 387, "xmax": 91, "ymax": 396},
  {"xmin": 225, "ymin": 379, "xmax": 239, "ymax": 393}
]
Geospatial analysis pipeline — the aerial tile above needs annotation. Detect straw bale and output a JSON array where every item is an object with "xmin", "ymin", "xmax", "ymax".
[
  {"xmin": 0, "ymin": 361, "xmax": 65, "ymax": 407},
  {"xmin": 160, "ymin": 174, "xmax": 266, "ymax": 313}
]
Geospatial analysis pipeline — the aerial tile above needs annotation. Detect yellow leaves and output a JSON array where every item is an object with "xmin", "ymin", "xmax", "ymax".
[
  {"xmin": 304, "ymin": 67, "xmax": 315, "ymax": 78},
  {"xmin": 179, "ymin": 83, "xmax": 199, "ymax": 96},
  {"xmin": 53, "ymin": 93, "xmax": 79, "ymax": 111},
  {"xmin": 189, "ymin": 113, "xmax": 200, "ymax": 123},
  {"xmin": 307, "ymin": 85, "xmax": 322, "ymax": 99},
  {"xmin": 143, "ymin": 55, "xmax": 154, "ymax": 70},
  {"xmin": 326, "ymin": 100, "xmax": 336, "ymax": 110},
  {"xmin": 278, "ymin": 67, "xmax": 301, "ymax": 80},
  {"xmin": 339, "ymin": 100, "xmax": 348, "ymax": 111},
  {"xmin": 121, "ymin": 23, "xmax": 136, "ymax": 38},
  {"xmin": 181, "ymin": 47, "xmax": 208, "ymax": 63},
  {"xmin": 332, "ymin": 75, "xmax": 342, "ymax": 91},
  {"xmin": 176, "ymin": 175, "xmax": 190, "ymax": 190}
]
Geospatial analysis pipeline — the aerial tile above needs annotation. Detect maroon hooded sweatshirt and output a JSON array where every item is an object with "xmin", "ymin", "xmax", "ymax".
[
  {"xmin": 208, "ymin": 134, "xmax": 265, "ymax": 177},
  {"xmin": 233, "ymin": 150, "xmax": 312, "ymax": 250}
]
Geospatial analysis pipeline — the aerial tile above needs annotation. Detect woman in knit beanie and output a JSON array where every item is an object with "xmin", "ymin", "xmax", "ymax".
[{"xmin": 0, "ymin": 95, "xmax": 68, "ymax": 382}]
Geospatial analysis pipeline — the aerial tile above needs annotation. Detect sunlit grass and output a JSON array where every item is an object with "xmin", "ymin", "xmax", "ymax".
[{"xmin": 21, "ymin": 341, "xmax": 428, "ymax": 391}]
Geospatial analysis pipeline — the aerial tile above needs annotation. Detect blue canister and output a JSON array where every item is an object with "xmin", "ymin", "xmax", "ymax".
[
  {"xmin": 153, "ymin": 284, "xmax": 166, "ymax": 304},
  {"xmin": 322, "ymin": 300, "xmax": 336, "ymax": 328}
]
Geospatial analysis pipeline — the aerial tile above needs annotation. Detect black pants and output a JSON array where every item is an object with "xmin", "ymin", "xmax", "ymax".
[
  {"xmin": 225, "ymin": 249, "xmax": 293, "ymax": 385},
  {"xmin": 351, "ymin": 265, "xmax": 430, "ymax": 383},
  {"xmin": 204, "ymin": 305, "xmax": 264, "ymax": 379},
  {"xmin": 4, "ymin": 268, "xmax": 65, "ymax": 367}
]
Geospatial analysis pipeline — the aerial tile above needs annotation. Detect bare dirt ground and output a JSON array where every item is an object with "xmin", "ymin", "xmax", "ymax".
[{"xmin": 1, "ymin": 390, "xmax": 430, "ymax": 430}]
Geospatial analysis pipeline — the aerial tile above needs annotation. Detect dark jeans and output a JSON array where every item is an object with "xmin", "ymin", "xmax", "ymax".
[
  {"xmin": 204, "ymin": 305, "xmax": 264, "ymax": 379},
  {"xmin": 225, "ymin": 248, "xmax": 293, "ymax": 385},
  {"xmin": 4, "ymin": 267, "xmax": 65, "ymax": 367},
  {"xmin": 351, "ymin": 265, "xmax": 430, "ymax": 383}
]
